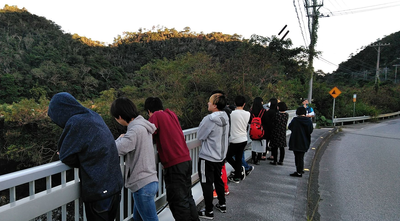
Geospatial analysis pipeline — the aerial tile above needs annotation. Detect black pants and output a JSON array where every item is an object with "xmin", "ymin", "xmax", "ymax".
[
  {"xmin": 198, "ymin": 159, "xmax": 225, "ymax": 212},
  {"xmin": 252, "ymin": 151, "xmax": 262, "ymax": 164},
  {"xmin": 164, "ymin": 161, "xmax": 199, "ymax": 221},
  {"xmin": 293, "ymin": 151, "xmax": 305, "ymax": 173},
  {"xmin": 271, "ymin": 146, "xmax": 285, "ymax": 163},
  {"xmin": 85, "ymin": 191, "xmax": 121, "ymax": 221},
  {"xmin": 226, "ymin": 141, "xmax": 247, "ymax": 179}
]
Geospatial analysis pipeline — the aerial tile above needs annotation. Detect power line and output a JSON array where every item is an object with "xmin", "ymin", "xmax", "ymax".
[
  {"xmin": 323, "ymin": 1, "xmax": 400, "ymax": 16},
  {"xmin": 293, "ymin": 0, "xmax": 308, "ymax": 47}
]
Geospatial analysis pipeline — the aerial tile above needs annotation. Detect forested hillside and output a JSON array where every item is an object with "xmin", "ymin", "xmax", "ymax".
[
  {"xmin": 320, "ymin": 31, "xmax": 400, "ymax": 87},
  {"xmin": 1, "ymin": 5, "xmax": 399, "ymax": 172}
]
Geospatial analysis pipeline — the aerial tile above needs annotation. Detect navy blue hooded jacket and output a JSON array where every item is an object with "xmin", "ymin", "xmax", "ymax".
[
  {"xmin": 288, "ymin": 116, "xmax": 314, "ymax": 152},
  {"xmin": 48, "ymin": 92, "xmax": 123, "ymax": 202}
]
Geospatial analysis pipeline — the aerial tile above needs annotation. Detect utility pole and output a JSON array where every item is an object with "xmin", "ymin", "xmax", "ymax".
[
  {"xmin": 384, "ymin": 67, "xmax": 388, "ymax": 81},
  {"xmin": 369, "ymin": 43, "xmax": 390, "ymax": 85},
  {"xmin": 394, "ymin": 65, "xmax": 399, "ymax": 84},
  {"xmin": 394, "ymin": 58, "xmax": 400, "ymax": 84},
  {"xmin": 305, "ymin": 0, "xmax": 323, "ymax": 104}
]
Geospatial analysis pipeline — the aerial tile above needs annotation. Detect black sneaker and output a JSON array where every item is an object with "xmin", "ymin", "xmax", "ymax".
[
  {"xmin": 215, "ymin": 203, "xmax": 227, "ymax": 213},
  {"xmin": 290, "ymin": 172, "xmax": 302, "ymax": 177},
  {"xmin": 198, "ymin": 209, "xmax": 214, "ymax": 219},
  {"xmin": 245, "ymin": 166, "xmax": 254, "ymax": 176},
  {"xmin": 228, "ymin": 176, "xmax": 240, "ymax": 183}
]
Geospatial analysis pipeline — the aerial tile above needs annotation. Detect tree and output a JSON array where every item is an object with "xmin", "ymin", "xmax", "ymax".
[{"xmin": 0, "ymin": 74, "xmax": 20, "ymax": 103}]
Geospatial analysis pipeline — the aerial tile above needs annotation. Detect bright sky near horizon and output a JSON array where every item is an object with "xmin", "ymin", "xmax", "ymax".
[{"xmin": 4, "ymin": 0, "xmax": 400, "ymax": 73}]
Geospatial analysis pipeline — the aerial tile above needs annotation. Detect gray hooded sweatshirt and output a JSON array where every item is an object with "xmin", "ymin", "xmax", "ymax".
[
  {"xmin": 198, "ymin": 111, "xmax": 230, "ymax": 162},
  {"xmin": 115, "ymin": 115, "xmax": 158, "ymax": 192}
]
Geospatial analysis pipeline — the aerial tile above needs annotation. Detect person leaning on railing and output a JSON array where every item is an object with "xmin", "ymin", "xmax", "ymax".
[
  {"xmin": 144, "ymin": 97, "xmax": 199, "ymax": 221},
  {"xmin": 48, "ymin": 92, "xmax": 123, "ymax": 221}
]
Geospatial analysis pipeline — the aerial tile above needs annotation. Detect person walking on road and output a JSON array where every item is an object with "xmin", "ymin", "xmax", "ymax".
[{"xmin": 288, "ymin": 106, "xmax": 314, "ymax": 177}]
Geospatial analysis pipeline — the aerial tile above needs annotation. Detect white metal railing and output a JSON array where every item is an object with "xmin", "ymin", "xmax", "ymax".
[
  {"xmin": 0, "ymin": 128, "xmax": 201, "ymax": 221},
  {"xmin": 333, "ymin": 111, "xmax": 400, "ymax": 126},
  {"xmin": 0, "ymin": 108, "xmax": 314, "ymax": 221}
]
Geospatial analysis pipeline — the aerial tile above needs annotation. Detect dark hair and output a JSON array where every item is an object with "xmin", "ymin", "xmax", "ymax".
[
  {"xmin": 210, "ymin": 94, "xmax": 227, "ymax": 111},
  {"xmin": 216, "ymin": 95, "xmax": 227, "ymax": 110},
  {"xmin": 110, "ymin": 97, "xmax": 139, "ymax": 123},
  {"xmin": 269, "ymin": 98, "xmax": 278, "ymax": 110},
  {"xmin": 277, "ymin": 102, "xmax": 287, "ymax": 111},
  {"xmin": 144, "ymin": 97, "xmax": 164, "ymax": 113},
  {"xmin": 296, "ymin": 106, "xmax": 306, "ymax": 116},
  {"xmin": 234, "ymin": 95, "xmax": 246, "ymax": 107},
  {"xmin": 251, "ymin": 97, "xmax": 264, "ymax": 115},
  {"xmin": 228, "ymin": 104, "xmax": 236, "ymax": 111}
]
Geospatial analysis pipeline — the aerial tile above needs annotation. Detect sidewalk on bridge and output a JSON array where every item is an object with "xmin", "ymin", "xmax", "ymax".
[{"xmin": 158, "ymin": 127, "xmax": 336, "ymax": 221}]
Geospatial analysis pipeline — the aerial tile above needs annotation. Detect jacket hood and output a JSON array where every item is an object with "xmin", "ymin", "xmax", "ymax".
[
  {"xmin": 130, "ymin": 115, "xmax": 157, "ymax": 134},
  {"xmin": 208, "ymin": 111, "xmax": 229, "ymax": 127},
  {"xmin": 295, "ymin": 116, "xmax": 312, "ymax": 125},
  {"xmin": 48, "ymin": 92, "xmax": 89, "ymax": 128}
]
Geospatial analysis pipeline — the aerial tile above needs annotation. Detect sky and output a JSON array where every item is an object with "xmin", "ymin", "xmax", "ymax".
[{"xmin": 4, "ymin": 0, "xmax": 400, "ymax": 73}]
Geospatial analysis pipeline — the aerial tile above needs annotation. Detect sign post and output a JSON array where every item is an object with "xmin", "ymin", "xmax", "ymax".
[
  {"xmin": 353, "ymin": 94, "xmax": 357, "ymax": 117},
  {"xmin": 329, "ymin": 87, "xmax": 342, "ymax": 126}
]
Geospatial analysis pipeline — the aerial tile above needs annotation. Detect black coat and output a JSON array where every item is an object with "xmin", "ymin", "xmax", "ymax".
[{"xmin": 288, "ymin": 116, "xmax": 314, "ymax": 152}]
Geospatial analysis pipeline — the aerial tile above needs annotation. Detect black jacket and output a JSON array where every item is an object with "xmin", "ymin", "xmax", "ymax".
[{"xmin": 288, "ymin": 116, "xmax": 313, "ymax": 152}]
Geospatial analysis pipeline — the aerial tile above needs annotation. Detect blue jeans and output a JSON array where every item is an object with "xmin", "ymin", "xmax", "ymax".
[
  {"xmin": 233, "ymin": 154, "xmax": 251, "ymax": 171},
  {"xmin": 242, "ymin": 154, "xmax": 251, "ymax": 171},
  {"xmin": 132, "ymin": 181, "xmax": 159, "ymax": 221}
]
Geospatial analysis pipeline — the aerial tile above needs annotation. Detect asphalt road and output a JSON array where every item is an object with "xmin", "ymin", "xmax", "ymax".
[{"xmin": 315, "ymin": 118, "xmax": 400, "ymax": 221}]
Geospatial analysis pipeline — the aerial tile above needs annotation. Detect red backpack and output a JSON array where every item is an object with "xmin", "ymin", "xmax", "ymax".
[{"xmin": 249, "ymin": 109, "xmax": 265, "ymax": 140}]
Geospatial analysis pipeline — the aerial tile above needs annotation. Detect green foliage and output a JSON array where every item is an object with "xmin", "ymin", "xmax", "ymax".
[
  {"xmin": 1, "ymin": 6, "xmax": 400, "ymax": 174},
  {"xmin": 133, "ymin": 53, "xmax": 224, "ymax": 128},
  {"xmin": 0, "ymin": 74, "xmax": 20, "ymax": 103},
  {"xmin": 0, "ymin": 96, "xmax": 60, "ymax": 170}
]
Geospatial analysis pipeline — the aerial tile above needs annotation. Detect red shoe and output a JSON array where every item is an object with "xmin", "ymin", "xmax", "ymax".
[{"xmin": 225, "ymin": 189, "xmax": 230, "ymax": 196}]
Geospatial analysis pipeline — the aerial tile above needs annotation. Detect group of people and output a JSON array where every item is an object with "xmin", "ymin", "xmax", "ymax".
[
  {"xmin": 196, "ymin": 94, "xmax": 315, "ymax": 219},
  {"xmin": 48, "ymin": 92, "xmax": 199, "ymax": 221},
  {"xmin": 47, "ymin": 91, "xmax": 314, "ymax": 221}
]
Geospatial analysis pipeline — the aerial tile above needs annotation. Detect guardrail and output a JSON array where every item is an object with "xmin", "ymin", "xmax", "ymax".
[{"xmin": 333, "ymin": 111, "xmax": 400, "ymax": 126}]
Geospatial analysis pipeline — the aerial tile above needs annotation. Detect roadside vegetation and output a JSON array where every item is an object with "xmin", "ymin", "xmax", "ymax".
[{"xmin": 1, "ymin": 5, "xmax": 399, "ymax": 172}]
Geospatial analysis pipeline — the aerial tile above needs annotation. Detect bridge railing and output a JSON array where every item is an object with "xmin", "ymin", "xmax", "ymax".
[
  {"xmin": 0, "ymin": 127, "xmax": 202, "ymax": 221},
  {"xmin": 0, "ymin": 108, "xmax": 354, "ymax": 221},
  {"xmin": 333, "ymin": 111, "xmax": 400, "ymax": 126}
]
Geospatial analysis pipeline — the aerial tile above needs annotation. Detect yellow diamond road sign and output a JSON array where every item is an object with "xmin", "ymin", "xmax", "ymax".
[{"xmin": 329, "ymin": 87, "xmax": 341, "ymax": 99}]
